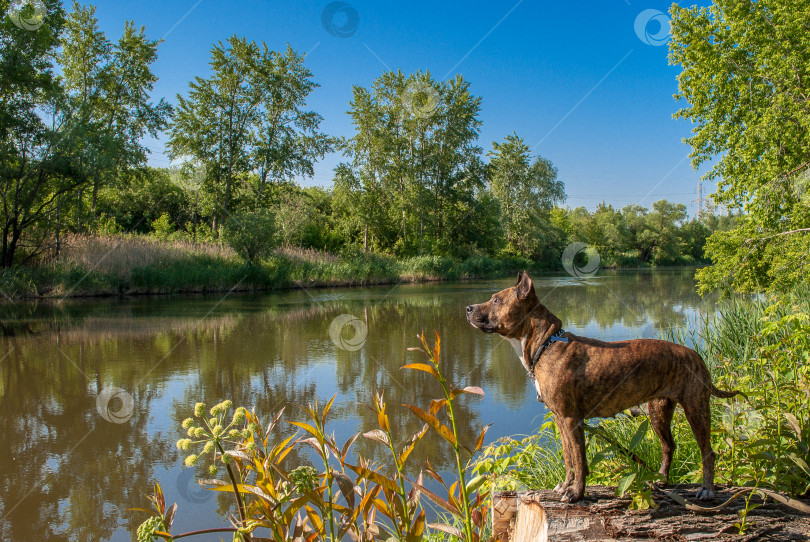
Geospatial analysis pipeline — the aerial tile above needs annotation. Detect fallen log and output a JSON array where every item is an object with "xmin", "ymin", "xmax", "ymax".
[{"xmin": 491, "ymin": 485, "xmax": 810, "ymax": 541}]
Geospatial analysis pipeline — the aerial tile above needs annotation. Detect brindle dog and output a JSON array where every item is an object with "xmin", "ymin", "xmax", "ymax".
[{"xmin": 466, "ymin": 271, "xmax": 738, "ymax": 502}]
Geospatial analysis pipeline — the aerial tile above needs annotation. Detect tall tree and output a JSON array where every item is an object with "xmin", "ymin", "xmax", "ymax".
[
  {"xmin": 486, "ymin": 133, "xmax": 565, "ymax": 259},
  {"xmin": 168, "ymin": 37, "xmax": 330, "ymax": 235},
  {"xmin": 59, "ymin": 2, "xmax": 171, "ymax": 217},
  {"xmin": 0, "ymin": 0, "xmax": 73, "ymax": 266},
  {"xmin": 339, "ymin": 70, "xmax": 489, "ymax": 256},
  {"xmin": 670, "ymin": 0, "xmax": 810, "ymax": 293}
]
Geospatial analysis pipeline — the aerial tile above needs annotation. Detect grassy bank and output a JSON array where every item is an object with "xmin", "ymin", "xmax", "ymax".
[
  {"xmin": 473, "ymin": 287, "xmax": 810, "ymax": 517},
  {"xmin": 0, "ymin": 234, "xmax": 556, "ymax": 299}
]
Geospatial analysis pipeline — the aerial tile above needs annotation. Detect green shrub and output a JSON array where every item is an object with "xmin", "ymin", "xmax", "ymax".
[{"xmin": 221, "ymin": 209, "xmax": 278, "ymax": 263}]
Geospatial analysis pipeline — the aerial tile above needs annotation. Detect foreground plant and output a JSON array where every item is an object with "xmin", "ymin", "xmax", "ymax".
[{"xmin": 134, "ymin": 332, "xmax": 493, "ymax": 542}]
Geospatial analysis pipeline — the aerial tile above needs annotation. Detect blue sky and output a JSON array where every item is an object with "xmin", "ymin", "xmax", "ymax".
[{"xmin": 93, "ymin": 0, "xmax": 714, "ymax": 215}]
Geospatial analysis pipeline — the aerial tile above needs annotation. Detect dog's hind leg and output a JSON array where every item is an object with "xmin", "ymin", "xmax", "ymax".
[
  {"xmin": 648, "ymin": 398, "xmax": 676, "ymax": 483},
  {"xmin": 681, "ymin": 394, "xmax": 716, "ymax": 500}
]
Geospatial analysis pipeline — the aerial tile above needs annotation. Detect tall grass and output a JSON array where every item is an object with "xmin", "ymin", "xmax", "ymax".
[{"xmin": 0, "ymin": 234, "xmax": 549, "ymax": 299}]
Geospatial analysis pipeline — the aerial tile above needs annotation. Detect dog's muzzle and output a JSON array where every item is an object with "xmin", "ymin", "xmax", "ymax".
[{"xmin": 466, "ymin": 304, "xmax": 493, "ymax": 332}]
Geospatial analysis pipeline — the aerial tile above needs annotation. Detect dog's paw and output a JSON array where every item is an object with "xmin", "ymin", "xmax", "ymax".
[
  {"xmin": 560, "ymin": 488, "xmax": 584, "ymax": 503},
  {"xmin": 695, "ymin": 487, "xmax": 715, "ymax": 501}
]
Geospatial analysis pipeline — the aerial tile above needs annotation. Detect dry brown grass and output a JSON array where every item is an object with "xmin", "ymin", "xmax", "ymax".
[
  {"xmin": 57, "ymin": 234, "xmax": 236, "ymax": 279},
  {"xmin": 276, "ymin": 246, "xmax": 340, "ymax": 263}
]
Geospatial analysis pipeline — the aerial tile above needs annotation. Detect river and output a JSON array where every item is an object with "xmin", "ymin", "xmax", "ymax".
[{"xmin": 0, "ymin": 268, "xmax": 715, "ymax": 541}]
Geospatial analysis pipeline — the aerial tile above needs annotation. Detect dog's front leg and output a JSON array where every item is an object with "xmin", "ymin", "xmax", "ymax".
[
  {"xmin": 558, "ymin": 417, "xmax": 588, "ymax": 502},
  {"xmin": 553, "ymin": 417, "xmax": 575, "ymax": 495}
]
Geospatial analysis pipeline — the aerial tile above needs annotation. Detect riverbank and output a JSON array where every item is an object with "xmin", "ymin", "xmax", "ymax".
[
  {"xmin": 0, "ymin": 234, "xmax": 704, "ymax": 300},
  {"xmin": 0, "ymin": 235, "xmax": 551, "ymax": 300}
]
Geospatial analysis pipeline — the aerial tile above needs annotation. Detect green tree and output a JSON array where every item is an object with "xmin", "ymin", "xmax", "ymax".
[
  {"xmin": 486, "ymin": 133, "xmax": 565, "ymax": 259},
  {"xmin": 670, "ymin": 0, "xmax": 810, "ymax": 293},
  {"xmin": 0, "ymin": 0, "xmax": 71, "ymax": 266},
  {"xmin": 169, "ymin": 37, "xmax": 329, "ymax": 235},
  {"xmin": 338, "ymin": 70, "xmax": 491, "ymax": 257},
  {"xmin": 59, "ymin": 2, "xmax": 170, "ymax": 218}
]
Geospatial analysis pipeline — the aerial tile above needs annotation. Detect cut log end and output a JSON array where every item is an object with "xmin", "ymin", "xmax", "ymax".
[{"xmin": 492, "ymin": 485, "xmax": 810, "ymax": 542}]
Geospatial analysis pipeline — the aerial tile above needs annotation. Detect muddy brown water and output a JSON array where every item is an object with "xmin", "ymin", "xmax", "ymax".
[{"xmin": 0, "ymin": 268, "xmax": 715, "ymax": 541}]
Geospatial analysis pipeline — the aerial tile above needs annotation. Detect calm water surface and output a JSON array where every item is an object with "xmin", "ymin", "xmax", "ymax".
[{"xmin": 0, "ymin": 268, "xmax": 715, "ymax": 541}]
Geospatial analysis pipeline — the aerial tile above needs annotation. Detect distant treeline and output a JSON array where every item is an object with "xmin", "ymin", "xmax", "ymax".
[{"xmin": 2, "ymin": 1, "xmax": 729, "ymax": 274}]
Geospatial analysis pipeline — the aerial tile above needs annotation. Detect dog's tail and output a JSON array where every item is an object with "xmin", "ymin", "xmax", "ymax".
[{"xmin": 710, "ymin": 383, "xmax": 741, "ymax": 399}]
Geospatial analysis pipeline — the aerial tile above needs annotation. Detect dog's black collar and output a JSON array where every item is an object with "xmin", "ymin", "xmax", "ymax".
[{"xmin": 528, "ymin": 329, "xmax": 568, "ymax": 378}]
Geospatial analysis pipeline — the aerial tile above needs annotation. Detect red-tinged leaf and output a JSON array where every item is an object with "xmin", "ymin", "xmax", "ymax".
[
  {"xmin": 422, "ymin": 459, "xmax": 447, "ymax": 489},
  {"xmin": 363, "ymin": 429, "xmax": 390, "ymax": 446},
  {"xmin": 341, "ymin": 432, "xmax": 360, "ymax": 463},
  {"xmin": 270, "ymin": 433, "xmax": 297, "ymax": 462},
  {"xmin": 322, "ymin": 394, "xmax": 337, "ymax": 421},
  {"xmin": 334, "ymin": 472, "xmax": 355, "ymax": 508},
  {"xmin": 287, "ymin": 420, "xmax": 321, "ymax": 439},
  {"xmin": 427, "ymin": 522, "xmax": 465, "ymax": 540},
  {"xmin": 412, "ymin": 481, "xmax": 461, "ymax": 517},
  {"xmin": 324, "ymin": 435, "xmax": 340, "ymax": 458},
  {"xmin": 410, "ymin": 509, "xmax": 426, "ymax": 537},
  {"xmin": 407, "ymin": 471, "xmax": 423, "ymax": 508},
  {"xmin": 428, "ymin": 398, "xmax": 447, "ymax": 415},
  {"xmin": 450, "ymin": 386, "xmax": 485, "ymax": 399},
  {"xmin": 377, "ymin": 407, "xmax": 390, "ymax": 433},
  {"xmin": 154, "ymin": 483, "xmax": 165, "ymax": 513},
  {"xmin": 403, "ymin": 404, "xmax": 458, "ymax": 447},
  {"xmin": 305, "ymin": 505, "xmax": 325, "ymax": 534},
  {"xmin": 399, "ymin": 425, "xmax": 427, "ymax": 465},
  {"xmin": 474, "ymin": 424, "xmax": 492, "ymax": 452},
  {"xmin": 401, "ymin": 363, "xmax": 440, "ymax": 379},
  {"xmin": 299, "ymin": 437, "xmax": 329, "ymax": 459},
  {"xmin": 163, "ymin": 502, "xmax": 177, "ymax": 529},
  {"xmin": 372, "ymin": 498, "xmax": 392, "ymax": 519},
  {"xmin": 345, "ymin": 463, "xmax": 400, "ymax": 493},
  {"xmin": 472, "ymin": 508, "xmax": 483, "ymax": 527},
  {"xmin": 434, "ymin": 331, "xmax": 441, "ymax": 359}
]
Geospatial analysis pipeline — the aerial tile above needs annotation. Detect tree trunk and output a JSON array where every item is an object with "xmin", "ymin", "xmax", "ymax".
[{"xmin": 492, "ymin": 486, "xmax": 810, "ymax": 542}]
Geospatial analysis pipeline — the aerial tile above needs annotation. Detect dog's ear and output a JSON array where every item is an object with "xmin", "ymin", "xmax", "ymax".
[
  {"xmin": 516, "ymin": 271, "xmax": 534, "ymax": 300},
  {"xmin": 515, "ymin": 271, "xmax": 523, "ymax": 286}
]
